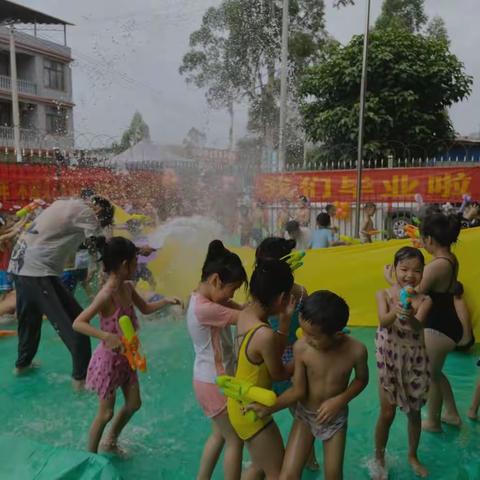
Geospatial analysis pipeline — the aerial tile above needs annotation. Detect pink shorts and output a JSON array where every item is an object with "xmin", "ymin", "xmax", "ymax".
[{"xmin": 193, "ymin": 379, "xmax": 227, "ymax": 418}]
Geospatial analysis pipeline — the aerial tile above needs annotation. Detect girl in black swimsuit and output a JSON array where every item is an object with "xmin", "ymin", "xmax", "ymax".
[{"xmin": 418, "ymin": 212, "xmax": 463, "ymax": 432}]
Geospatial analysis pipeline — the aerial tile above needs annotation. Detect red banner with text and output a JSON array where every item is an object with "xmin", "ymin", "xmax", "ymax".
[{"xmin": 254, "ymin": 167, "xmax": 480, "ymax": 203}]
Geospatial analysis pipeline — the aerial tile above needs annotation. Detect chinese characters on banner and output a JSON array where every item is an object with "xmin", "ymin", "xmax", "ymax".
[{"xmin": 255, "ymin": 167, "xmax": 480, "ymax": 203}]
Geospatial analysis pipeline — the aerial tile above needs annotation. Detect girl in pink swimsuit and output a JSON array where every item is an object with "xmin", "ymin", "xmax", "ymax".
[{"xmin": 73, "ymin": 236, "xmax": 181, "ymax": 454}]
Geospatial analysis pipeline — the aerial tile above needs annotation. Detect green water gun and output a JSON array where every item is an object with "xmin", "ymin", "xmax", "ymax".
[
  {"xmin": 399, "ymin": 286, "xmax": 415, "ymax": 310},
  {"xmin": 281, "ymin": 251, "xmax": 306, "ymax": 271},
  {"xmin": 216, "ymin": 375, "xmax": 277, "ymax": 421}
]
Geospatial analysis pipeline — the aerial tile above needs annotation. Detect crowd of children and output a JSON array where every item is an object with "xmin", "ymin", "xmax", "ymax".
[{"xmin": 0, "ymin": 193, "xmax": 479, "ymax": 480}]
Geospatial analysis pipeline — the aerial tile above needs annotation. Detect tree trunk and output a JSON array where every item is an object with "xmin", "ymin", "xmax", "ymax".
[{"xmin": 228, "ymin": 101, "xmax": 235, "ymax": 150}]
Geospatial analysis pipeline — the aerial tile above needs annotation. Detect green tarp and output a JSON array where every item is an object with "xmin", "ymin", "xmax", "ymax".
[{"xmin": 0, "ymin": 435, "xmax": 122, "ymax": 480}]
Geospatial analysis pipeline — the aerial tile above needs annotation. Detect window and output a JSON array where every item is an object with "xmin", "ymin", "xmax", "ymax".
[
  {"xmin": 44, "ymin": 59, "xmax": 65, "ymax": 90},
  {"xmin": 46, "ymin": 106, "xmax": 68, "ymax": 135}
]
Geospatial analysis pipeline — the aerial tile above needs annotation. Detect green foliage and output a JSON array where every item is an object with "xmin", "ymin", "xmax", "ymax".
[
  {"xmin": 118, "ymin": 112, "xmax": 151, "ymax": 152},
  {"xmin": 426, "ymin": 16, "xmax": 450, "ymax": 45},
  {"xmin": 183, "ymin": 127, "xmax": 207, "ymax": 148},
  {"xmin": 300, "ymin": 27, "xmax": 473, "ymax": 158},
  {"xmin": 375, "ymin": 0, "xmax": 427, "ymax": 33},
  {"xmin": 180, "ymin": 0, "xmax": 329, "ymax": 145}
]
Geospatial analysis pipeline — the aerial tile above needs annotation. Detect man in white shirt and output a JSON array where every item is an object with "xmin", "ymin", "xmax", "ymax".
[{"xmin": 8, "ymin": 195, "xmax": 114, "ymax": 387}]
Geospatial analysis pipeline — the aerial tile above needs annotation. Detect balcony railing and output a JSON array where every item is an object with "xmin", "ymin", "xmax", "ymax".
[
  {"xmin": 0, "ymin": 74, "xmax": 37, "ymax": 96},
  {"xmin": 0, "ymin": 125, "xmax": 73, "ymax": 150}
]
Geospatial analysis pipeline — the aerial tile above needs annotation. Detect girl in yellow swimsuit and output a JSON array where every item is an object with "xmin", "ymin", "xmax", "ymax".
[{"xmin": 228, "ymin": 258, "xmax": 295, "ymax": 479}]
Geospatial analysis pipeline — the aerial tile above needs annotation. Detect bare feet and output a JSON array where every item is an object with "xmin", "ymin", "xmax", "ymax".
[
  {"xmin": 408, "ymin": 455, "xmax": 428, "ymax": 478},
  {"xmin": 13, "ymin": 361, "xmax": 40, "ymax": 376},
  {"xmin": 421, "ymin": 420, "xmax": 442, "ymax": 433},
  {"xmin": 467, "ymin": 408, "xmax": 478, "ymax": 421},
  {"xmin": 440, "ymin": 414, "xmax": 462, "ymax": 427},
  {"xmin": 99, "ymin": 440, "xmax": 128, "ymax": 458},
  {"xmin": 72, "ymin": 379, "xmax": 86, "ymax": 391},
  {"xmin": 371, "ymin": 458, "xmax": 387, "ymax": 480}
]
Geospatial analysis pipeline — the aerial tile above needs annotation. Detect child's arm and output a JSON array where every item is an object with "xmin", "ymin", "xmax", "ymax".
[
  {"xmin": 376, "ymin": 290, "xmax": 397, "ymax": 327},
  {"xmin": 72, "ymin": 289, "xmax": 121, "ymax": 350},
  {"xmin": 131, "ymin": 286, "xmax": 182, "ymax": 315},
  {"xmin": 405, "ymin": 295, "xmax": 432, "ymax": 331},
  {"xmin": 274, "ymin": 294, "xmax": 296, "ymax": 357},
  {"xmin": 246, "ymin": 341, "xmax": 307, "ymax": 418},
  {"xmin": 257, "ymin": 328, "xmax": 291, "ymax": 382},
  {"xmin": 317, "ymin": 342, "xmax": 369, "ymax": 424}
]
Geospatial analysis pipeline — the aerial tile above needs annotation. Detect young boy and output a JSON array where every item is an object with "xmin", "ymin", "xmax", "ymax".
[
  {"xmin": 360, "ymin": 202, "xmax": 377, "ymax": 243},
  {"xmin": 247, "ymin": 290, "xmax": 369, "ymax": 480},
  {"xmin": 311, "ymin": 213, "xmax": 333, "ymax": 249}
]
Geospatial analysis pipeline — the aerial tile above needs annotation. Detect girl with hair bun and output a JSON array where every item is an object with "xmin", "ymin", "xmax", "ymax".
[
  {"xmin": 227, "ymin": 257, "xmax": 295, "ymax": 478},
  {"xmin": 186, "ymin": 240, "xmax": 247, "ymax": 480},
  {"xmin": 73, "ymin": 236, "xmax": 181, "ymax": 454}
]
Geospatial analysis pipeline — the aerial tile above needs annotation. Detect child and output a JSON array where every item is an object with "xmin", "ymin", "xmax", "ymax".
[
  {"xmin": 228, "ymin": 258, "xmax": 296, "ymax": 479},
  {"xmin": 256, "ymin": 237, "xmax": 318, "ymax": 471},
  {"xmin": 375, "ymin": 246, "xmax": 432, "ymax": 478},
  {"xmin": 468, "ymin": 378, "xmax": 480, "ymax": 420},
  {"xmin": 311, "ymin": 213, "xmax": 333, "ymax": 249},
  {"xmin": 284, "ymin": 220, "xmax": 312, "ymax": 251},
  {"xmin": 186, "ymin": 240, "xmax": 248, "ymax": 480},
  {"xmin": 325, "ymin": 204, "xmax": 340, "ymax": 241},
  {"xmin": 72, "ymin": 236, "xmax": 181, "ymax": 454},
  {"xmin": 247, "ymin": 290, "xmax": 368, "ymax": 480},
  {"xmin": 360, "ymin": 202, "xmax": 376, "ymax": 243}
]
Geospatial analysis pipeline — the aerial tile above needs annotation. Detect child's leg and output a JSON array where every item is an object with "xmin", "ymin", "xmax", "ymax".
[
  {"xmin": 439, "ymin": 373, "xmax": 461, "ymax": 426},
  {"xmin": 103, "ymin": 382, "xmax": 141, "ymax": 451},
  {"xmin": 88, "ymin": 395, "xmax": 116, "ymax": 453},
  {"xmin": 211, "ymin": 412, "xmax": 243, "ymax": 480},
  {"xmin": 322, "ymin": 427, "xmax": 347, "ymax": 480},
  {"xmin": 468, "ymin": 382, "xmax": 480, "ymax": 420},
  {"xmin": 374, "ymin": 386, "xmax": 396, "ymax": 466},
  {"xmin": 197, "ymin": 419, "xmax": 225, "ymax": 480},
  {"xmin": 246, "ymin": 422, "xmax": 284, "ymax": 480},
  {"xmin": 279, "ymin": 418, "xmax": 314, "ymax": 480},
  {"xmin": 406, "ymin": 409, "xmax": 428, "ymax": 478},
  {"xmin": 423, "ymin": 330, "xmax": 456, "ymax": 431}
]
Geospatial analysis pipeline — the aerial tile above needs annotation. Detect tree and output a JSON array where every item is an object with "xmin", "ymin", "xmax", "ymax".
[
  {"xmin": 426, "ymin": 16, "xmax": 449, "ymax": 44},
  {"xmin": 300, "ymin": 27, "xmax": 473, "ymax": 159},
  {"xmin": 183, "ymin": 127, "xmax": 207, "ymax": 149},
  {"xmin": 119, "ymin": 112, "xmax": 151, "ymax": 152},
  {"xmin": 180, "ymin": 0, "xmax": 330, "ymax": 149},
  {"xmin": 375, "ymin": 0, "xmax": 427, "ymax": 33}
]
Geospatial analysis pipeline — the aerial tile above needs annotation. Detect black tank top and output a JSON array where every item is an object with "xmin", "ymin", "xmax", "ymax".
[{"xmin": 425, "ymin": 257, "xmax": 463, "ymax": 343}]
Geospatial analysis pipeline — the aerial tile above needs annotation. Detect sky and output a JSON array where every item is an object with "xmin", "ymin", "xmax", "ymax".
[{"xmin": 19, "ymin": 0, "xmax": 480, "ymax": 148}]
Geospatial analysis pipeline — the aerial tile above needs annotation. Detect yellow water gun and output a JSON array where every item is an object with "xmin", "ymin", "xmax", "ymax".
[
  {"xmin": 129, "ymin": 213, "xmax": 152, "ymax": 224},
  {"xmin": 281, "ymin": 251, "xmax": 306, "ymax": 271},
  {"xmin": 15, "ymin": 199, "xmax": 46, "ymax": 218},
  {"xmin": 119, "ymin": 315, "xmax": 147, "ymax": 372},
  {"xmin": 339, "ymin": 235, "xmax": 362, "ymax": 245},
  {"xmin": 216, "ymin": 375, "xmax": 277, "ymax": 421}
]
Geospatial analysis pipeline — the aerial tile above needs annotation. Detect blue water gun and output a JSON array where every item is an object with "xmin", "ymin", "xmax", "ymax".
[{"xmin": 399, "ymin": 286, "xmax": 415, "ymax": 311}]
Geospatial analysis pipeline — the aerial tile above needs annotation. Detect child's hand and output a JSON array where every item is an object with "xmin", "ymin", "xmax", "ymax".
[
  {"xmin": 395, "ymin": 303, "xmax": 414, "ymax": 321},
  {"xmin": 278, "ymin": 294, "xmax": 296, "ymax": 331},
  {"xmin": 243, "ymin": 402, "xmax": 271, "ymax": 419},
  {"xmin": 316, "ymin": 396, "xmax": 345, "ymax": 424},
  {"xmin": 383, "ymin": 265, "xmax": 394, "ymax": 285},
  {"xmin": 166, "ymin": 297, "xmax": 183, "ymax": 308},
  {"xmin": 103, "ymin": 333, "xmax": 122, "ymax": 351}
]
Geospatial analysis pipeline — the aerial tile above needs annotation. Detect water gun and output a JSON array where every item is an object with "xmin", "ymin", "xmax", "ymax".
[
  {"xmin": 399, "ymin": 286, "xmax": 415, "ymax": 311},
  {"xmin": 15, "ymin": 199, "xmax": 46, "ymax": 218},
  {"xmin": 339, "ymin": 235, "xmax": 362, "ymax": 245},
  {"xmin": 281, "ymin": 251, "xmax": 306, "ymax": 271},
  {"xmin": 296, "ymin": 326, "xmax": 350, "ymax": 339},
  {"xmin": 118, "ymin": 315, "xmax": 147, "ymax": 372},
  {"xmin": 129, "ymin": 213, "xmax": 152, "ymax": 224},
  {"xmin": 216, "ymin": 375, "xmax": 277, "ymax": 422},
  {"xmin": 403, "ymin": 224, "xmax": 421, "ymax": 247}
]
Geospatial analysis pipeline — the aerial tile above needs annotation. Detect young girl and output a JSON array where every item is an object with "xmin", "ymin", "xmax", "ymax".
[
  {"xmin": 186, "ymin": 240, "xmax": 248, "ymax": 480},
  {"xmin": 375, "ymin": 247, "xmax": 432, "ymax": 479},
  {"xmin": 73, "ymin": 236, "xmax": 180, "ymax": 454},
  {"xmin": 228, "ymin": 258, "xmax": 295, "ymax": 479},
  {"xmin": 255, "ymin": 237, "xmax": 318, "ymax": 470}
]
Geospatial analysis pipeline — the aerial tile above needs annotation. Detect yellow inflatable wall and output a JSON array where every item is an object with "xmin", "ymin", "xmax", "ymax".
[{"xmin": 113, "ymin": 207, "xmax": 480, "ymax": 339}]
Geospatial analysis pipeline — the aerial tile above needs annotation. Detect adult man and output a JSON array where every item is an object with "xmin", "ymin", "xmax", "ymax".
[{"xmin": 8, "ymin": 195, "xmax": 114, "ymax": 387}]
